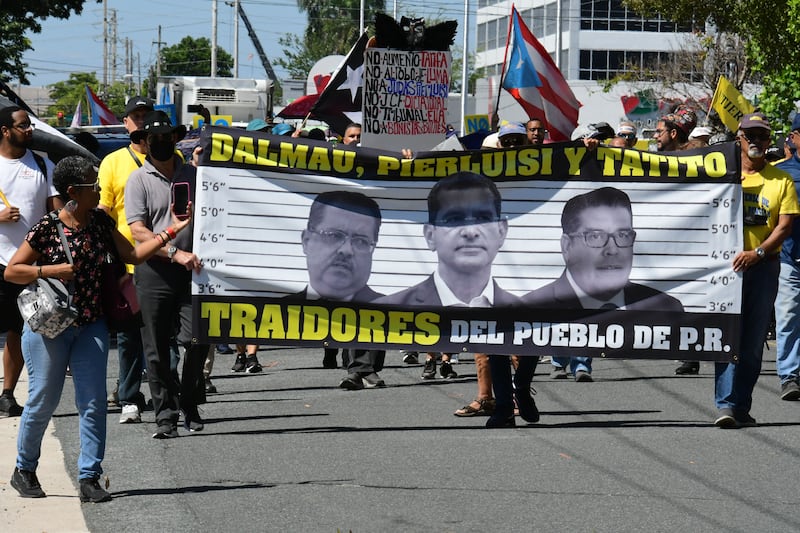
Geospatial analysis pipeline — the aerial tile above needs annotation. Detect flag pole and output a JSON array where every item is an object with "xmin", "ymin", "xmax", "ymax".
[{"xmin": 493, "ymin": 4, "xmax": 516, "ymax": 128}]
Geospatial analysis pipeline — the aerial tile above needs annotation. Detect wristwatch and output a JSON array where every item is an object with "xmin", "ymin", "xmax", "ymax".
[
  {"xmin": 167, "ymin": 246, "xmax": 178, "ymax": 262},
  {"xmin": 755, "ymin": 247, "xmax": 766, "ymax": 259}
]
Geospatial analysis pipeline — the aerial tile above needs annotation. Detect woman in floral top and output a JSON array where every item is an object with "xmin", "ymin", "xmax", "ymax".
[{"xmin": 5, "ymin": 156, "xmax": 191, "ymax": 503}]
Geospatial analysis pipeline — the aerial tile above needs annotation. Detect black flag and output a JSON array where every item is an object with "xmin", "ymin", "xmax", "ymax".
[{"xmin": 310, "ymin": 32, "xmax": 368, "ymax": 136}]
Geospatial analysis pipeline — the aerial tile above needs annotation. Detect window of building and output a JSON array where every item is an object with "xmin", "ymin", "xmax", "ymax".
[{"xmin": 578, "ymin": 0, "xmax": 692, "ymax": 33}]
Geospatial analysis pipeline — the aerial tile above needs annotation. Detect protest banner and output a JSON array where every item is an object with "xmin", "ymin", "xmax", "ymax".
[
  {"xmin": 193, "ymin": 127, "xmax": 742, "ymax": 360},
  {"xmin": 360, "ymin": 48, "xmax": 450, "ymax": 151}
]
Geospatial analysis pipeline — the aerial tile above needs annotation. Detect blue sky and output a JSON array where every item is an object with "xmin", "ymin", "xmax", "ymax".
[{"xmin": 21, "ymin": 0, "xmax": 471, "ymax": 87}]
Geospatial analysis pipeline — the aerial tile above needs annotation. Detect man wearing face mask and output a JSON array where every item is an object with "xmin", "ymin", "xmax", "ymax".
[
  {"xmin": 714, "ymin": 113, "xmax": 798, "ymax": 428},
  {"xmin": 124, "ymin": 111, "xmax": 209, "ymax": 438}
]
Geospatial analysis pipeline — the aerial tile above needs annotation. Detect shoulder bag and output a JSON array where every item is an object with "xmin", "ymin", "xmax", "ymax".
[{"xmin": 17, "ymin": 214, "xmax": 78, "ymax": 339}]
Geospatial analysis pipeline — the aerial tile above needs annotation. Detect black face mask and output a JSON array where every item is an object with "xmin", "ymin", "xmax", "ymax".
[{"xmin": 149, "ymin": 139, "xmax": 174, "ymax": 161}]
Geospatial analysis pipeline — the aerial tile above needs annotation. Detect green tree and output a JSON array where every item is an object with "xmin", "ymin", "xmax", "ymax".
[
  {"xmin": 159, "ymin": 36, "xmax": 234, "ymax": 77},
  {"xmin": 0, "ymin": 0, "xmax": 99, "ymax": 84},
  {"xmin": 277, "ymin": 0, "xmax": 386, "ymax": 79},
  {"xmin": 624, "ymin": 0, "xmax": 797, "ymax": 127},
  {"xmin": 46, "ymin": 72, "xmax": 131, "ymax": 124}
]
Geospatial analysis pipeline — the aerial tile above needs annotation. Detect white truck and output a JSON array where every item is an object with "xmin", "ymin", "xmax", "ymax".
[{"xmin": 155, "ymin": 76, "xmax": 273, "ymax": 128}]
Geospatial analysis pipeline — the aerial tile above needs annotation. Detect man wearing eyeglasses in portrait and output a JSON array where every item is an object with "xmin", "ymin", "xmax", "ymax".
[
  {"xmin": 526, "ymin": 118, "xmax": 548, "ymax": 146},
  {"xmin": 0, "ymin": 106, "xmax": 61, "ymax": 417},
  {"xmin": 295, "ymin": 190, "xmax": 387, "ymax": 390},
  {"xmin": 523, "ymin": 187, "xmax": 684, "ymax": 382}
]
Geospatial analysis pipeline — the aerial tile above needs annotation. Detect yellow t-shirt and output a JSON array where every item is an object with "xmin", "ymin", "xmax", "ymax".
[
  {"xmin": 741, "ymin": 164, "xmax": 800, "ymax": 251},
  {"xmin": 98, "ymin": 145, "xmax": 146, "ymax": 273}
]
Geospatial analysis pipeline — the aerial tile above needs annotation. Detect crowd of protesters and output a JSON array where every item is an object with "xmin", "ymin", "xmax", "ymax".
[{"xmin": 3, "ymin": 96, "xmax": 800, "ymax": 503}]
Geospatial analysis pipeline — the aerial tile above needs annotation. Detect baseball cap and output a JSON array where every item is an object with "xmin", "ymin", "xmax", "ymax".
[
  {"xmin": 498, "ymin": 122, "xmax": 527, "ymax": 138},
  {"xmin": 689, "ymin": 126, "xmax": 713, "ymax": 139},
  {"xmin": 791, "ymin": 114, "xmax": 800, "ymax": 132},
  {"xmin": 271, "ymin": 123, "xmax": 293, "ymax": 136},
  {"xmin": 586, "ymin": 122, "xmax": 615, "ymax": 140},
  {"xmin": 141, "ymin": 110, "xmax": 187, "ymax": 139},
  {"xmin": 617, "ymin": 122, "xmax": 637, "ymax": 138},
  {"xmin": 739, "ymin": 112, "xmax": 771, "ymax": 132},
  {"xmin": 125, "ymin": 95, "xmax": 154, "ymax": 116},
  {"xmin": 246, "ymin": 118, "xmax": 269, "ymax": 132}
]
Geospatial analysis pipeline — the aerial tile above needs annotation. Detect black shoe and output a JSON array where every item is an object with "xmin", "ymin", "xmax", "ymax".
[
  {"xmin": 714, "ymin": 408, "xmax": 739, "ymax": 429},
  {"xmin": 204, "ymin": 377, "xmax": 217, "ymax": 394},
  {"xmin": 675, "ymin": 361, "xmax": 700, "ymax": 375},
  {"xmin": 734, "ymin": 412, "xmax": 757, "ymax": 427},
  {"xmin": 486, "ymin": 411, "xmax": 516, "ymax": 428},
  {"xmin": 361, "ymin": 372, "xmax": 386, "ymax": 388},
  {"xmin": 10, "ymin": 467, "xmax": 46, "ymax": 498},
  {"xmin": 780, "ymin": 379, "xmax": 800, "ymax": 401},
  {"xmin": 339, "ymin": 374, "xmax": 364, "ymax": 390},
  {"xmin": 513, "ymin": 383, "xmax": 539, "ymax": 423},
  {"xmin": 0, "ymin": 393, "xmax": 23, "ymax": 417},
  {"xmin": 79, "ymin": 477, "xmax": 112, "ymax": 503},
  {"xmin": 401, "ymin": 351, "xmax": 419, "ymax": 364},
  {"xmin": 440, "ymin": 361, "xmax": 458, "ymax": 379},
  {"xmin": 245, "ymin": 355, "xmax": 263, "ymax": 373},
  {"xmin": 152, "ymin": 423, "xmax": 179, "ymax": 439},
  {"xmin": 421, "ymin": 358, "xmax": 436, "ymax": 380},
  {"xmin": 231, "ymin": 353, "xmax": 246, "ymax": 372},
  {"xmin": 182, "ymin": 406, "xmax": 204, "ymax": 432}
]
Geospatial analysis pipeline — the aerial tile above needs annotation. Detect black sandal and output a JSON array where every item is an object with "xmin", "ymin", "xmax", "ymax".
[{"xmin": 454, "ymin": 398, "xmax": 495, "ymax": 417}]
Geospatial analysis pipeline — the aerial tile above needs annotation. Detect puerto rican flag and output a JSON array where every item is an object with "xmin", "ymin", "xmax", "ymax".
[
  {"xmin": 501, "ymin": 5, "xmax": 580, "ymax": 141},
  {"xmin": 85, "ymin": 85, "xmax": 120, "ymax": 126}
]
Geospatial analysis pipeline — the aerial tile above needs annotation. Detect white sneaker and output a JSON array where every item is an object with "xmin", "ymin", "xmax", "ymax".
[{"xmin": 119, "ymin": 404, "xmax": 141, "ymax": 424}]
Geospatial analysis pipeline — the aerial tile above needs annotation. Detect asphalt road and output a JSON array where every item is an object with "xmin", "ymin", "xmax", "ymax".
[{"xmin": 46, "ymin": 343, "xmax": 800, "ymax": 532}]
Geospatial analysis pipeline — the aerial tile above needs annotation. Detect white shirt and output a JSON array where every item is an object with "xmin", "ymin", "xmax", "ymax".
[
  {"xmin": 433, "ymin": 270, "xmax": 494, "ymax": 308},
  {"xmin": 565, "ymin": 269, "xmax": 626, "ymax": 310},
  {"xmin": 0, "ymin": 150, "xmax": 56, "ymax": 265}
]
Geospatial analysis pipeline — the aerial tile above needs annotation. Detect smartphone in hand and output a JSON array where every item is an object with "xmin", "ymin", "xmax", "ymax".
[{"xmin": 171, "ymin": 182, "xmax": 190, "ymax": 220}]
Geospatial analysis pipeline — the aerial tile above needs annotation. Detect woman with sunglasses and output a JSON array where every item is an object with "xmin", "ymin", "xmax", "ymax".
[{"xmin": 5, "ymin": 156, "xmax": 191, "ymax": 503}]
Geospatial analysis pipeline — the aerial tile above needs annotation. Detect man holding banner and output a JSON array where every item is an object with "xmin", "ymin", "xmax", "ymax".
[{"xmin": 714, "ymin": 113, "xmax": 798, "ymax": 428}]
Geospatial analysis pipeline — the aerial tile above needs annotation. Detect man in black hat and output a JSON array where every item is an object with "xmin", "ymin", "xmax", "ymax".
[
  {"xmin": 98, "ymin": 95, "xmax": 154, "ymax": 423},
  {"xmin": 124, "ymin": 110, "xmax": 208, "ymax": 438}
]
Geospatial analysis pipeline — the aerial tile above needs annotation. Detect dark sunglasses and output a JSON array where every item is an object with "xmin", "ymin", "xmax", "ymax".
[{"xmin": 72, "ymin": 180, "xmax": 101, "ymax": 192}]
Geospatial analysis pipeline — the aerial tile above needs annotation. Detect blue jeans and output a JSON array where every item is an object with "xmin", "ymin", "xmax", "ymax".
[
  {"xmin": 552, "ymin": 356, "xmax": 592, "ymax": 374},
  {"xmin": 775, "ymin": 261, "xmax": 800, "ymax": 384},
  {"xmin": 715, "ymin": 259, "xmax": 779, "ymax": 414},
  {"xmin": 17, "ymin": 319, "xmax": 109, "ymax": 480}
]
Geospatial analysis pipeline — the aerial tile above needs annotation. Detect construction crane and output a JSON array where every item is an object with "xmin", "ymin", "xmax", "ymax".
[{"xmin": 235, "ymin": 2, "xmax": 278, "ymax": 117}]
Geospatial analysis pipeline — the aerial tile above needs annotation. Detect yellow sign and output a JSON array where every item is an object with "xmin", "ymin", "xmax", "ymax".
[{"xmin": 711, "ymin": 76, "xmax": 754, "ymax": 132}]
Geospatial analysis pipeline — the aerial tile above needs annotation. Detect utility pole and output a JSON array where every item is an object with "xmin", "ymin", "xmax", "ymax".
[
  {"xmin": 111, "ymin": 9, "xmax": 118, "ymax": 84},
  {"xmin": 233, "ymin": 0, "xmax": 239, "ymax": 78},
  {"xmin": 211, "ymin": 0, "xmax": 218, "ymax": 77},
  {"xmin": 102, "ymin": 0, "xmax": 108, "ymax": 90},
  {"xmin": 154, "ymin": 25, "xmax": 165, "ymax": 78}
]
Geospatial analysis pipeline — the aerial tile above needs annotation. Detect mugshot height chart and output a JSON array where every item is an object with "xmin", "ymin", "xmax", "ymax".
[{"xmin": 192, "ymin": 127, "xmax": 742, "ymax": 360}]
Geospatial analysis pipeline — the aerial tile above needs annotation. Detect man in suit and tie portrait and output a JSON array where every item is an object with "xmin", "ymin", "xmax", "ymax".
[
  {"xmin": 524, "ymin": 186, "xmax": 684, "ymax": 382},
  {"xmin": 376, "ymin": 171, "xmax": 538, "ymax": 428},
  {"xmin": 293, "ymin": 190, "xmax": 387, "ymax": 390}
]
